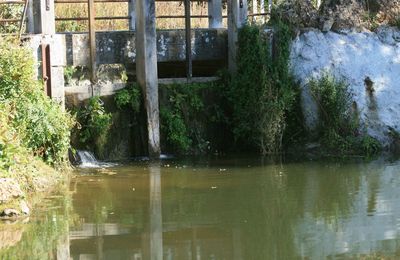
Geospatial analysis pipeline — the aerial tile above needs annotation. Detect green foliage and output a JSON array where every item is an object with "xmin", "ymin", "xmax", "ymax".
[
  {"xmin": 160, "ymin": 83, "xmax": 221, "ymax": 154},
  {"xmin": 114, "ymin": 84, "xmax": 142, "ymax": 113},
  {"xmin": 228, "ymin": 22, "xmax": 298, "ymax": 154},
  {"xmin": 160, "ymin": 108, "xmax": 192, "ymax": 153},
  {"xmin": 64, "ymin": 66, "xmax": 77, "ymax": 85},
  {"xmin": 0, "ymin": 5, "xmax": 22, "ymax": 33},
  {"xmin": 77, "ymin": 96, "xmax": 112, "ymax": 146},
  {"xmin": 309, "ymin": 74, "xmax": 381, "ymax": 156},
  {"xmin": 56, "ymin": 20, "xmax": 86, "ymax": 32},
  {"xmin": 0, "ymin": 38, "xmax": 74, "ymax": 165}
]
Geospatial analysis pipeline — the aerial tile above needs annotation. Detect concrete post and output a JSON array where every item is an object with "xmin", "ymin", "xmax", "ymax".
[
  {"xmin": 208, "ymin": 0, "xmax": 223, "ymax": 29},
  {"xmin": 129, "ymin": 0, "xmax": 136, "ymax": 31},
  {"xmin": 228, "ymin": 0, "xmax": 247, "ymax": 73},
  {"xmin": 136, "ymin": 0, "xmax": 161, "ymax": 157},
  {"xmin": 26, "ymin": 0, "xmax": 34, "ymax": 33},
  {"xmin": 31, "ymin": 0, "xmax": 55, "ymax": 34}
]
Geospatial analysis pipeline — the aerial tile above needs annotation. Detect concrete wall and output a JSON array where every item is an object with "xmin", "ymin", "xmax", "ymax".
[
  {"xmin": 23, "ymin": 29, "xmax": 228, "ymax": 106},
  {"xmin": 64, "ymin": 29, "xmax": 228, "ymax": 66}
]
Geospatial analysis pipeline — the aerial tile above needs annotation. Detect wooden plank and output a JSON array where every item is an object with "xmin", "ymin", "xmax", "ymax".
[
  {"xmin": 184, "ymin": 0, "xmax": 192, "ymax": 80},
  {"xmin": 18, "ymin": 0, "xmax": 28, "ymax": 38},
  {"xmin": 88, "ymin": 0, "xmax": 97, "ymax": 83},
  {"xmin": 158, "ymin": 76, "xmax": 219, "ymax": 85}
]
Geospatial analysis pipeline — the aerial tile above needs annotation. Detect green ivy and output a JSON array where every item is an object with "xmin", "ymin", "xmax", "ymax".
[
  {"xmin": 114, "ymin": 83, "xmax": 142, "ymax": 113},
  {"xmin": 76, "ymin": 96, "xmax": 112, "ymax": 146},
  {"xmin": 228, "ymin": 21, "xmax": 298, "ymax": 154}
]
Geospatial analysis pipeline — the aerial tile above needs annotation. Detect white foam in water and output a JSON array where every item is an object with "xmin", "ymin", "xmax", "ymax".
[{"xmin": 77, "ymin": 150, "xmax": 117, "ymax": 168}]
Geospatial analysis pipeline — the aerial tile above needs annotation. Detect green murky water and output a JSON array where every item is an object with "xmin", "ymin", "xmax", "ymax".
[{"xmin": 2, "ymin": 157, "xmax": 400, "ymax": 259}]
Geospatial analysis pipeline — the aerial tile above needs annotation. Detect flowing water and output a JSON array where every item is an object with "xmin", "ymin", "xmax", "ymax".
[{"xmin": 2, "ymin": 156, "xmax": 400, "ymax": 259}]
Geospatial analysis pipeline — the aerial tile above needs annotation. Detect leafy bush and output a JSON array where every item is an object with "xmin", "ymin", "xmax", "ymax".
[
  {"xmin": 160, "ymin": 83, "xmax": 222, "ymax": 154},
  {"xmin": 309, "ymin": 74, "xmax": 381, "ymax": 155},
  {"xmin": 114, "ymin": 84, "xmax": 142, "ymax": 113},
  {"xmin": 0, "ymin": 5, "xmax": 22, "ymax": 33},
  {"xmin": 228, "ymin": 22, "xmax": 298, "ymax": 154},
  {"xmin": 77, "ymin": 96, "xmax": 112, "ymax": 146},
  {"xmin": 0, "ymin": 38, "xmax": 74, "ymax": 165}
]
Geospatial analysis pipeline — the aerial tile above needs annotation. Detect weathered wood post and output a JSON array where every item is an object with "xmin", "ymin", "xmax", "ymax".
[
  {"xmin": 128, "ymin": 0, "xmax": 136, "ymax": 30},
  {"xmin": 136, "ymin": 0, "xmax": 161, "ymax": 157},
  {"xmin": 228, "ymin": 0, "xmax": 247, "ymax": 73},
  {"xmin": 208, "ymin": 0, "xmax": 222, "ymax": 28},
  {"xmin": 184, "ymin": 0, "xmax": 192, "ymax": 79},
  {"xmin": 88, "ymin": 0, "xmax": 97, "ymax": 84}
]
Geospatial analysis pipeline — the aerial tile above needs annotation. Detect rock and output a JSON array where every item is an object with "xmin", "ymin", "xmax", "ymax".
[
  {"xmin": 0, "ymin": 178, "xmax": 24, "ymax": 204},
  {"xmin": 19, "ymin": 200, "xmax": 30, "ymax": 215},
  {"xmin": 274, "ymin": 0, "xmax": 319, "ymax": 29},
  {"xmin": 321, "ymin": 18, "xmax": 334, "ymax": 32},
  {"xmin": 1, "ymin": 209, "xmax": 20, "ymax": 218}
]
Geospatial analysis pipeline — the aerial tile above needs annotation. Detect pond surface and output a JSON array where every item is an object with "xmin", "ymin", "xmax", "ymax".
[{"xmin": 2, "ymin": 156, "xmax": 400, "ymax": 259}]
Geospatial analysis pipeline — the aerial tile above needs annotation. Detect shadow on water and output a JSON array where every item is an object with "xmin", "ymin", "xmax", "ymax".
[{"xmin": 4, "ymin": 157, "xmax": 400, "ymax": 259}]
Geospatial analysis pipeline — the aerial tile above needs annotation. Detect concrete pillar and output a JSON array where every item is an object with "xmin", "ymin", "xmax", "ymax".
[
  {"xmin": 26, "ymin": 0, "xmax": 34, "ymax": 33},
  {"xmin": 31, "ymin": 0, "xmax": 55, "ymax": 34},
  {"xmin": 136, "ymin": 0, "xmax": 161, "ymax": 157},
  {"xmin": 228, "ymin": 0, "xmax": 247, "ymax": 73},
  {"xmin": 129, "ymin": 0, "xmax": 136, "ymax": 31},
  {"xmin": 208, "ymin": 0, "xmax": 223, "ymax": 29}
]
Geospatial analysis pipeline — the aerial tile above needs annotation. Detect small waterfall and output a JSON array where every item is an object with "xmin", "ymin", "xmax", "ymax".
[{"xmin": 76, "ymin": 150, "xmax": 116, "ymax": 168}]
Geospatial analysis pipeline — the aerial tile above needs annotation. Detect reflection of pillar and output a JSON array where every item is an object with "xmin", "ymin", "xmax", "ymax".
[
  {"xmin": 96, "ymin": 224, "xmax": 104, "ymax": 260},
  {"xmin": 143, "ymin": 164, "xmax": 163, "ymax": 260},
  {"xmin": 232, "ymin": 228, "xmax": 243, "ymax": 260},
  {"xmin": 56, "ymin": 234, "xmax": 70, "ymax": 260}
]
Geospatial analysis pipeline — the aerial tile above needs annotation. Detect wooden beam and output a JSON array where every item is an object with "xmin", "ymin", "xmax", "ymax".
[
  {"xmin": 184, "ymin": 0, "xmax": 192, "ymax": 80},
  {"xmin": 228, "ymin": 0, "xmax": 247, "ymax": 73},
  {"xmin": 88, "ymin": 0, "xmax": 97, "ymax": 84}
]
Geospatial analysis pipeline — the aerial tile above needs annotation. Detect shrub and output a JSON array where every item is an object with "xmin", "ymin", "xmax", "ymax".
[
  {"xmin": 228, "ymin": 22, "xmax": 298, "ymax": 154},
  {"xmin": 309, "ymin": 74, "xmax": 381, "ymax": 156},
  {"xmin": 114, "ymin": 83, "xmax": 142, "ymax": 113},
  {"xmin": 0, "ymin": 38, "xmax": 74, "ymax": 165},
  {"xmin": 76, "ymin": 96, "xmax": 112, "ymax": 146}
]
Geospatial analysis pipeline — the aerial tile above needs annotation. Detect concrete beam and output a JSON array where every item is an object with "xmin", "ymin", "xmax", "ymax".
[
  {"xmin": 228, "ymin": 0, "xmax": 247, "ymax": 73},
  {"xmin": 31, "ymin": 0, "xmax": 55, "ymax": 34},
  {"xmin": 136, "ymin": 0, "xmax": 161, "ymax": 157},
  {"xmin": 208, "ymin": 0, "xmax": 223, "ymax": 29}
]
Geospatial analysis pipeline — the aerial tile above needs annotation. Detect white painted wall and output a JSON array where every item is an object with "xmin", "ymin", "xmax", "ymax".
[{"xmin": 290, "ymin": 27, "xmax": 400, "ymax": 145}]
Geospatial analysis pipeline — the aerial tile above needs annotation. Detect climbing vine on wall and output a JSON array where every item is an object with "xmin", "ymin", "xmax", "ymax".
[{"xmin": 228, "ymin": 21, "xmax": 300, "ymax": 154}]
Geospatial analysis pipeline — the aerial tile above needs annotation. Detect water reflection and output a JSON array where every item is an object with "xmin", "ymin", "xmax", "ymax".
[{"xmin": 4, "ymin": 158, "xmax": 400, "ymax": 259}]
